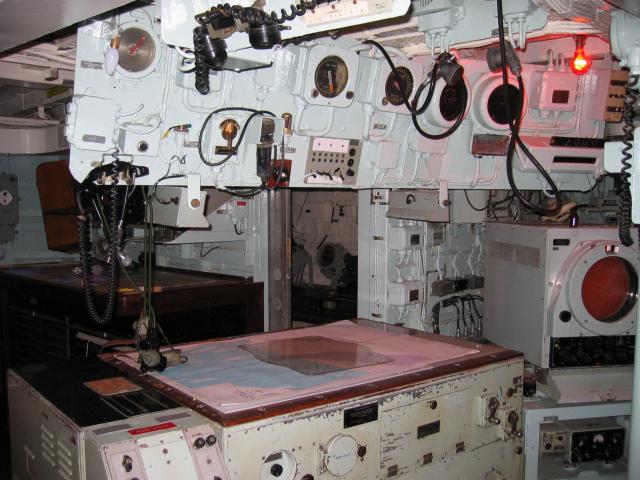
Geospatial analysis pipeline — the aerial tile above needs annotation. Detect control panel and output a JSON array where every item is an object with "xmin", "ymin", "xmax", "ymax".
[
  {"xmin": 540, "ymin": 418, "xmax": 626, "ymax": 464},
  {"xmin": 87, "ymin": 411, "xmax": 229, "ymax": 480},
  {"xmin": 68, "ymin": 3, "xmax": 612, "ymax": 193},
  {"xmin": 304, "ymin": 137, "xmax": 362, "ymax": 185},
  {"xmin": 549, "ymin": 336, "xmax": 635, "ymax": 368},
  {"xmin": 222, "ymin": 356, "xmax": 524, "ymax": 479}
]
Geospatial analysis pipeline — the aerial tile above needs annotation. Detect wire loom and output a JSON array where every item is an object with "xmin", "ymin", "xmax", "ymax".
[
  {"xmin": 618, "ymin": 80, "xmax": 637, "ymax": 247},
  {"xmin": 195, "ymin": 1, "xmax": 320, "ymax": 27},
  {"xmin": 193, "ymin": 0, "xmax": 325, "ymax": 94},
  {"xmin": 77, "ymin": 163, "xmax": 121, "ymax": 326}
]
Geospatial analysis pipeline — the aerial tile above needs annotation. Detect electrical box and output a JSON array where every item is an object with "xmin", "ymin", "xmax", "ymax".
[
  {"xmin": 540, "ymin": 418, "xmax": 626, "ymax": 464},
  {"xmin": 387, "ymin": 190, "xmax": 449, "ymax": 222},
  {"xmin": 388, "ymin": 280, "xmax": 425, "ymax": 306}
]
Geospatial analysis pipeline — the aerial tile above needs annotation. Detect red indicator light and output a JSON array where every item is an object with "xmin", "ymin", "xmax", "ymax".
[{"xmin": 571, "ymin": 36, "xmax": 591, "ymax": 75}]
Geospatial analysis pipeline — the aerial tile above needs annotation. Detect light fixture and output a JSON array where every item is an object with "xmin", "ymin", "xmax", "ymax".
[
  {"xmin": 104, "ymin": 32, "xmax": 121, "ymax": 76},
  {"xmin": 571, "ymin": 35, "xmax": 591, "ymax": 75}
]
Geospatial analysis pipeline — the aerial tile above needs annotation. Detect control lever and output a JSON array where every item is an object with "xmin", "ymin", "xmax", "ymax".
[
  {"xmin": 506, "ymin": 411, "xmax": 523, "ymax": 438},
  {"xmin": 486, "ymin": 397, "xmax": 501, "ymax": 425}
]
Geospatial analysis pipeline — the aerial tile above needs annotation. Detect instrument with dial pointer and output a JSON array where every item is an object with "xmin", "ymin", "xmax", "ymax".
[{"xmin": 314, "ymin": 56, "xmax": 349, "ymax": 98}]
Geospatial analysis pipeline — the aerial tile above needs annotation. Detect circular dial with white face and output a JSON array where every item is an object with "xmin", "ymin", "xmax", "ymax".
[{"xmin": 325, "ymin": 435, "xmax": 359, "ymax": 477}]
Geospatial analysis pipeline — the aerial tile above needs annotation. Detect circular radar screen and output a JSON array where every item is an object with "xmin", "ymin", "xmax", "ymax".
[
  {"xmin": 581, "ymin": 257, "xmax": 637, "ymax": 323},
  {"xmin": 118, "ymin": 27, "xmax": 156, "ymax": 73},
  {"xmin": 487, "ymin": 84, "xmax": 520, "ymax": 125},
  {"xmin": 315, "ymin": 56, "xmax": 349, "ymax": 98},
  {"xmin": 385, "ymin": 67, "xmax": 413, "ymax": 106},
  {"xmin": 439, "ymin": 81, "xmax": 468, "ymax": 121}
]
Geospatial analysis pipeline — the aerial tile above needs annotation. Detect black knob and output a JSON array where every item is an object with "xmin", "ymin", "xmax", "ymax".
[
  {"xmin": 349, "ymin": 148, "xmax": 356, "ymax": 156},
  {"xmin": 122, "ymin": 455, "xmax": 133, "ymax": 472},
  {"xmin": 206, "ymin": 434, "xmax": 217, "ymax": 446},
  {"xmin": 347, "ymin": 158, "xmax": 354, "ymax": 167},
  {"xmin": 270, "ymin": 464, "xmax": 284, "ymax": 477},
  {"xmin": 194, "ymin": 437, "xmax": 206, "ymax": 449},
  {"xmin": 559, "ymin": 311, "xmax": 572, "ymax": 322},
  {"xmin": 346, "ymin": 169, "xmax": 355, "ymax": 177}
]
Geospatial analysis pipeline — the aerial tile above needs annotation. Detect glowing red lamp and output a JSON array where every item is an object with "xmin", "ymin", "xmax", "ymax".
[{"xmin": 571, "ymin": 36, "xmax": 591, "ymax": 75}]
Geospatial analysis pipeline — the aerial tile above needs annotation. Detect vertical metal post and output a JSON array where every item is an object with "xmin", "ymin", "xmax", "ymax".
[
  {"xmin": 267, "ymin": 189, "xmax": 291, "ymax": 331},
  {"xmin": 629, "ymin": 301, "xmax": 640, "ymax": 478}
]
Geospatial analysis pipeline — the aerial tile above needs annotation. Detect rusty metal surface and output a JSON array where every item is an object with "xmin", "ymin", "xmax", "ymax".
[{"xmin": 101, "ymin": 320, "xmax": 522, "ymax": 427}]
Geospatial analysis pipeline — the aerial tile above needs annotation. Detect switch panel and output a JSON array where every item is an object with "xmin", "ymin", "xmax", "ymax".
[{"xmin": 305, "ymin": 137, "xmax": 362, "ymax": 185}]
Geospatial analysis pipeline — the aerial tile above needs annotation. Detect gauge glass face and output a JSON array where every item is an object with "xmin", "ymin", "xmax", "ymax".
[
  {"xmin": 314, "ymin": 56, "xmax": 349, "ymax": 98},
  {"xmin": 385, "ymin": 67, "xmax": 413, "ymax": 106},
  {"xmin": 439, "ymin": 81, "xmax": 468, "ymax": 121},
  {"xmin": 487, "ymin": 84, "xmax": 520, "ymax": 125},
  {"xmin": 118, "ymin": 27, "xmax": 156, "ymax": 73}
]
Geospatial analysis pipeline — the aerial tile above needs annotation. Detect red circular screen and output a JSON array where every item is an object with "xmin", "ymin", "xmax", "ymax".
[{"xmin": 581, "ymin": 257, "xmax": 636, "ymax": 323}]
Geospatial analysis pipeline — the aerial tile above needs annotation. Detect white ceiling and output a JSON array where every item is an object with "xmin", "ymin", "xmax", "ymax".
[{"xmin": 0, "ymin": 0, "xmax": 136, "ymax": 53}]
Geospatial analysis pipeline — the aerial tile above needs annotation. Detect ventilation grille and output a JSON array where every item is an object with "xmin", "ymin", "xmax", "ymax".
[{"xmin": 40, "ymin": 424, "xmax": 76, "ymax": 479}]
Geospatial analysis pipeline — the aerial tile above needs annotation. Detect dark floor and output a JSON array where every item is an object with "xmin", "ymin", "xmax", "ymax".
[{"xmin": 1, "ymin": 398, "xmax": 9, "ymax": 479}]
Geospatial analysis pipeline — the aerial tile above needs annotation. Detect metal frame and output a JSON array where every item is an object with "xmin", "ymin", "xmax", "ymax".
[{"xmin": 523, "ymin": 398, "xmax": 632, "ymax": 480}]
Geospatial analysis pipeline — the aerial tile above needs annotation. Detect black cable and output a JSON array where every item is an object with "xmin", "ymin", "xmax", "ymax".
[
  {"xmin": 197, "ymin": 107, "xmax": 275, "ymax": 167},
  {"xmin": 197, "ymin": 1, "xmax": 318, "ymax": 28},
  {"xmin": 363, "ymin": 40, "xmax": 436, "ymax": 115},
  {"xmin": 363, "ymin": 39, "xmax": 466, "ymax": 140},
  {"xmin": 193, "ymin": 27, "xmax": 212, "ymax": 95},
  {"xmin": 411, "ymin": 105, "xmax": 465, "ymax": 140},
  {"xmin": 77, "ymin": 165, "xmax": 121, "ymax": 326},
  {"xmin": 152, "ymin": 173, "xmax": 186, "ymax": 205},
  {"xmin": 495, "ymin": 0, "xmax": 561, "ymax": 216},
  {"xmin": 618, "ymin": 79, "xmax": 637, "ymax": 246},
  {"xmin": 464, "ymin": 190, "xmax": 489, "ymax": 211}
]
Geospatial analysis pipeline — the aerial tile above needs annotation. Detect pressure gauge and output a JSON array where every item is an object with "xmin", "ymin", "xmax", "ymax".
[
  {"xmin": 315, "ymin": 56, "xmax": 349, "ymax": 98},
  {"xmin": 384, "ymin": 67, "xmax": 414, "ymax": 106},
  {"xmin": 117, "ymin": 25, "xmax": 157, "ymax": 75}
]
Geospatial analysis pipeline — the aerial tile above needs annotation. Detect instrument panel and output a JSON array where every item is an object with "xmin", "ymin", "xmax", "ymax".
[{"xmin": 67, "ymin": 3, "xmax": 611, "ymax": 192}]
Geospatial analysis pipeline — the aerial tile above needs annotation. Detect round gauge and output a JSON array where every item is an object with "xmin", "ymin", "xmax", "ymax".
[
  {"xmin": 384, "ymin": 67, "xmax": 414, "ymax": 106},
  {"xmin": 118, "ymin": 26, "xmax": 157, "ymax": 73},
  {"xmin": 439, "ymin": 80, "xmax": 468, "ymax": 121},
  {"xmin": 487, "ymin": 84, "xmax": 520, "ymax": 125},
  {"xmin": 315, "ymin": 56, "xmax": 349, "ymax": 98}
]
